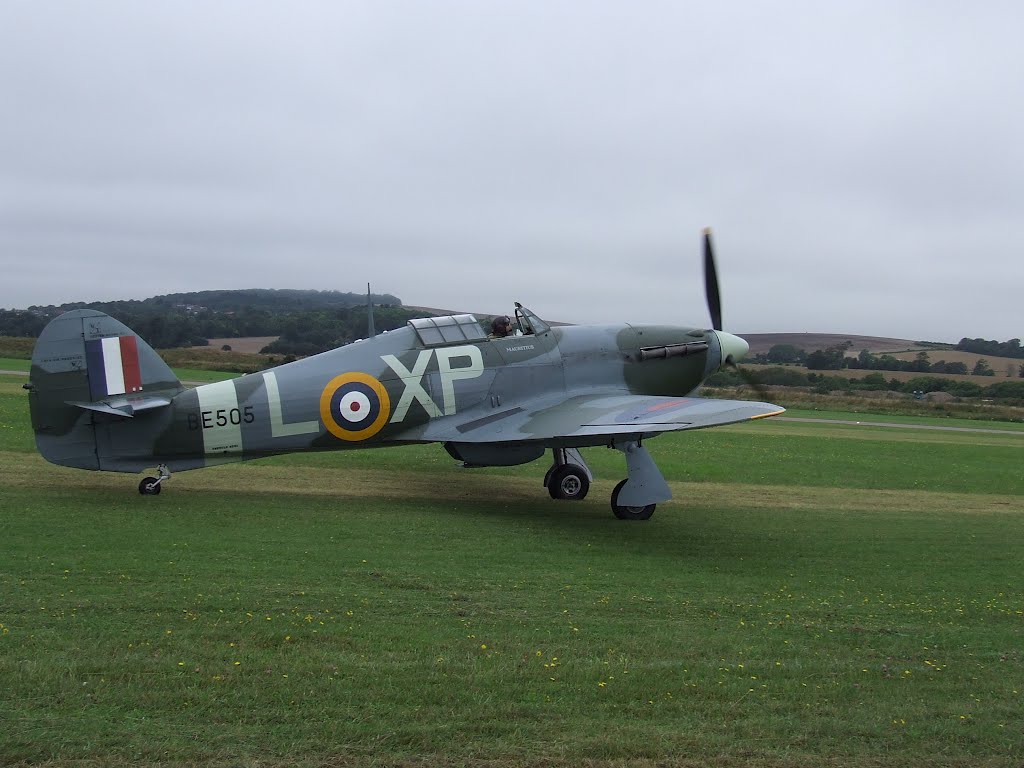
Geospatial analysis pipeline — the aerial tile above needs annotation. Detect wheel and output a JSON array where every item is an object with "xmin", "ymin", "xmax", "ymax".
[
  {"xmin": 548, "ymin": 464, "xmax": 590, "ymax": 501},
  {"xmin": 610, "ymin": 479, "xmax": 655, "ymax": 520},
  {"xmin": 138, "ymin": 477, "xmax": 161, "ymax": 495}
]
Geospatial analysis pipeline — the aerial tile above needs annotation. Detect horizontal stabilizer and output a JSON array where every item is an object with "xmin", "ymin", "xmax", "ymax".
[{"xmin": 68, "ymin": 394, "xmax": 173, "ymax": 418}]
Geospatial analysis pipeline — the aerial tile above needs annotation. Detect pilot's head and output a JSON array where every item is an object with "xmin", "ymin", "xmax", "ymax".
[{"xmin": 492, "ymin": 316, "xmax": 513, "ymax": 337}]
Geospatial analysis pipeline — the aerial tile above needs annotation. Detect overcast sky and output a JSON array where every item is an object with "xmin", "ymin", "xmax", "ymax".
[{"xmin": 2, "ymin": 2, "xmax": 1022, "ymax": 342}]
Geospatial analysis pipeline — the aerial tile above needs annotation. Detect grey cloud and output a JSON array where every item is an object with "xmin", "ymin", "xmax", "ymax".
[{"xmin": 1, "ymin": 1, "xmax": 1022, "ymax": 342}]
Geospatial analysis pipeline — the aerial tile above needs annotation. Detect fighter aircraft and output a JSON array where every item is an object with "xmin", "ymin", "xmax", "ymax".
[{"xmin": 26, "ymin": 230, "xmax": 782, "ymax": 520}]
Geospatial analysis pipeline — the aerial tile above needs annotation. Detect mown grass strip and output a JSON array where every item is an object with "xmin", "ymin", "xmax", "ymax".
[{"xmin": 2, "ymin": 451, "xmax": 1021, "ymax": 518}]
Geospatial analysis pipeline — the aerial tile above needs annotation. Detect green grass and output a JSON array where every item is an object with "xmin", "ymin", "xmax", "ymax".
[
  {"xmin": 253, "ymin": 414, "xmax": 1024, "ymax": 496},
  {"xmin": 0, "ymin": 382, "xmax": 35, "ymax": 452},
  {"xmin": 1, "ymin": 384, "xmax": 1023, "ymax": 766},
  {"xmin": 707, "ymin": 385, "xmax": 1024, "ymax": 424},
  {"xmin": 0, "ymin": 337, "xmax": 34, "ymax": 359},
  {"xmin": 172, "ymin": 367, "xmax": 239, "ymax": 384},
  {"xmin": 0, "ymin": 356, "xmax": 30, "ymax": 372},
  {"xmin": 0, "ymin": 358, "xmax": 233, "ymax": 385},
  {"xmin": 781, "ymin": 407, "xmax": 1024, "ymax": 432}
]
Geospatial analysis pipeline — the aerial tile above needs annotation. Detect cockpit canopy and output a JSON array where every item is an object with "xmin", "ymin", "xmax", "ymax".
[
  {"xmin": 407, "ymin": 303, "xmax": 550, "ymax": 348},
  {"xmin": 514, "ymin": 302, "xmax": 550, "ymax": 335},
  {"xmin": 409, "ymin": 314, "xmax": 487, "ymax": 347}
]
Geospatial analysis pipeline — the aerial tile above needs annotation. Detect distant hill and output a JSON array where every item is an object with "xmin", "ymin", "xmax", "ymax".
[
  {"xmin": 2, "ymin": 293, "xmax": 1016, "ymax": 376},
  {"xmin": 0, "ymin": 288, "xmax": 412, "ymax": 350},
  {"xmin": 15, "ymin": 288, "xmax": 401, "ymax": 316},
  {"xmin": 737, "ymin": 333, "xmax": 1023, "ymax": 382},
  {"xmin": 740, "ymin": 333, "xmax": 935, "ymax": 357}
]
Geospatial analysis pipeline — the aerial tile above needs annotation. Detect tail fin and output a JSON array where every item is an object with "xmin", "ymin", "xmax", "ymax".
[{"xmin": 27, "ymin": 309, "xmax": 183, "ymax": 469}]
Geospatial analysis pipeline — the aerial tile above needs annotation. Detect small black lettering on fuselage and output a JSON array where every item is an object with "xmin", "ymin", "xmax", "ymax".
[{"xmin": 187, "ymin": 406, "xmax": 255, "ymax": 431}]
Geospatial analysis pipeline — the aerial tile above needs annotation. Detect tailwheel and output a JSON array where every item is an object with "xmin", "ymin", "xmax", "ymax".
[
  {"xmin": 138, "ymin": 464, "xmax": 170, "ymax": 496},
  {"xmin": 548, "ymin": 464, "xmax": 590, "ymax": 501},
  {"xmin": 610, "ymin": 479, "xmax": 656, "ymax": 520}
]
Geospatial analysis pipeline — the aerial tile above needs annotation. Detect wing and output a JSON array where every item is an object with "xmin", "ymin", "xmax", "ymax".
[{"xmin": 410, "ymin": 391, "xmax": 784, "ymax": 445}]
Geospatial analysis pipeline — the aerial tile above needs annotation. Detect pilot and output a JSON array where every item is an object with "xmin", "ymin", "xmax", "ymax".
[{"xmin": 490, "ymin": 315, "xmax": 514, "ymax": 338}]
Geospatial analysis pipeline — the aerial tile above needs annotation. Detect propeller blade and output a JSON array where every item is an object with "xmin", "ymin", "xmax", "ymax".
[
  {"xmin": 701, "ymin": 228, "xmax": 768, "ymax": 401},
  {"xmin": 703, "ymin": 227, "xmax": 722, "ymax": 331}
]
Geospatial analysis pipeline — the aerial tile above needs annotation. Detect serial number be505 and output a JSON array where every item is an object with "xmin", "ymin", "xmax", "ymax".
[{"xmin": 188, "ymin": 406, "xmax": 255, "ymax": 431}]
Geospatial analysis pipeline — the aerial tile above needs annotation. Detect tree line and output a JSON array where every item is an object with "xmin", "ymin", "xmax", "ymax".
[
  {"xmin": 755, "ymin": 342, "xmax": 1023, "ymax": 377},
  {"xmin": 259, "ymin": 306, "xmax": 432, "ymax": 356},
  {"xmin": 707, "ymin": 366, "xmax": 1024, "ymax": 401},
  {"xmin": 956, "ymin": 337, "xmax": 1024, "ymax": 359}
]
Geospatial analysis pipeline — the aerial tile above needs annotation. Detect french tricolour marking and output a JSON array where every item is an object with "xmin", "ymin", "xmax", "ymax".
[{"xmin": 85, "ymin": 336, "xmax": 142, "ymax": 399}]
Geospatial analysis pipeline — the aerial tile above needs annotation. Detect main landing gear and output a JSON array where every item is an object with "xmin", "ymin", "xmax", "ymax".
[
  {"xmin": 610, "ymin": 479, "xmax": 656, "ymax": 520},
  {"xmin": 543, "ymin": 441, "xmax": 673, "ymax": 520},
  {"xmin": 138, "ymin": 464, "xmax": 170, "ymax": 496},
  {"xmin": 544, "ymin": 448, "xmax": 592, "ymax": 501}
]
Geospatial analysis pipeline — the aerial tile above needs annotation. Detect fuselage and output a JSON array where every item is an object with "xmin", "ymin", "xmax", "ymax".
[{"xmin": 91, "ymin": 321, "xmax": 728, "ymax": 472}]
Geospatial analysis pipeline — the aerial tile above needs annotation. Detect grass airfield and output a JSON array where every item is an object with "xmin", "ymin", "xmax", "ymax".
[{"xmin": 1, "ymin": 375, "xmax": 1023, "ymax": 766}]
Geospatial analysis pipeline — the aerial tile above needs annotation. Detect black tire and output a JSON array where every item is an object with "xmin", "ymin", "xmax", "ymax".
[
  {"xmin": 610, "ymin": 479, "xmax": 655, "ymax": 520},
  {"xmin": 138, "ymin": 477, "xmax": 161, "ymax": 496},
  {"xmin": 548, "ymin": 465, "xmax": 590, "ymax": 501}
]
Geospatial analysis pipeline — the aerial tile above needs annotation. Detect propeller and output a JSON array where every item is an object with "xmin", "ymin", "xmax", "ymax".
[
  {"xmin": 702, "ymin": 228, "xmax": 771, "ymax": 401},
  {"xmin": 703, "ymin": 228, "xmax": 722, "ymax": 332}
]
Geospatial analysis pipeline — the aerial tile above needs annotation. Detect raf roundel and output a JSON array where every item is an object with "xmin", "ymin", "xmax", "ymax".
[{"xmin": 319, "ymin": 372, "xmax": 391, "ymax": 441}]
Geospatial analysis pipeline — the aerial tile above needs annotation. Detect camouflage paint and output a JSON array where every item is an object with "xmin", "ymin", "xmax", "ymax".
[{"xmin": 27, "ymin": 309, "xmax": 782, "ymax": 498}]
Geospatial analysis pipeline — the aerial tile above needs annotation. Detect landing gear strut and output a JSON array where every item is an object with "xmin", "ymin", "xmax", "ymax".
[
  {"xmin": 542, "ymin": 443, "xmax": 671, "ymax": 520},
  {"xmin": 608, "ymin": 440, "xmax": 672, "ymax": 521},
  {"xmin": 138, "ymin": 464, "xmax": 170, "ymax": 496}
]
